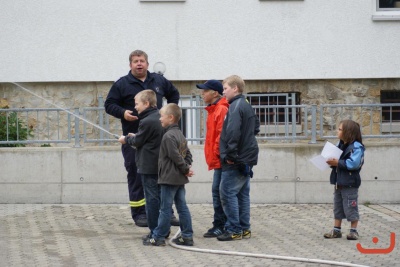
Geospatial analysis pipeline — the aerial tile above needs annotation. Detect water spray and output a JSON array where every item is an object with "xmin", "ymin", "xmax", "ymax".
[{"xmin": 10, "ymin": 82, "xmax": 120, "ymax": 140}]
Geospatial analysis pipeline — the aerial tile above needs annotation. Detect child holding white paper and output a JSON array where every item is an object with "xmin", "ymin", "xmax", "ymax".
[{"xmin": 324, "ymin": 120, "xmax": 365, "ymax": 241}]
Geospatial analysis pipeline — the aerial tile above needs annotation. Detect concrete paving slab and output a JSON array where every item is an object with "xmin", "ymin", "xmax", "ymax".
[{"xmin": 0, "ymin": 204, "xmax": 399, "ymax": 267}]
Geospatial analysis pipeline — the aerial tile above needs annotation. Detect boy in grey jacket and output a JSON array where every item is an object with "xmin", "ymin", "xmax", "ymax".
[{"xmin": 143, "ymin": 103, "xmax": 195, "ymax": 246}]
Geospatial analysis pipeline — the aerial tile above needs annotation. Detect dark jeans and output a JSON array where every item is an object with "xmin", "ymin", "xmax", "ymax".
[
  {"xmin": 220, "ymin": 167, "xmax": 251, "ymax": 234},
  {"xmin": 121, "ymin": 144, "xmax": 145, "ymax": 221},
  {"xmin": 141, "ymin": 174, "xmax": 160, "ymax": 232},
  {"xmin": 212, "ymin": 168, "xmax": 226, "ymax": 228}
]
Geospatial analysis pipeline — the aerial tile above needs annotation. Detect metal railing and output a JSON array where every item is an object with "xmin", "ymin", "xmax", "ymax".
[{"xmin": 1, "ymin": 96, "xmax": 400, "ymax": 147}]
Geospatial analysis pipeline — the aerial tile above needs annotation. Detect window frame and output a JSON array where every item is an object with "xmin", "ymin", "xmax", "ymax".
[
  {"xmin": 380, "ymin": 90, "xmax": 400, "ymax": 133},
  {"xmin": 247, "ymin": 92, "xmax": 302, "ymax": 135},
  {"xmin": 372, "ymin": 0, "xmax": 400, "ymax": 20}
]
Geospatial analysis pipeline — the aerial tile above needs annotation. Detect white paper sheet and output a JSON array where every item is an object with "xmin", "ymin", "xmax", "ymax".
[{"xmin": 310, "ymin": 141, "xmax": 343, "ymax": 171}]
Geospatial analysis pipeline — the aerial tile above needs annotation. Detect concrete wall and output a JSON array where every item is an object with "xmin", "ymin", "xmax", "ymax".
[
  {"xmin": 1, "ymin": 143, "xmax": 399, "ymax": 204},
  {"xmin": 1, "ymin": 0, "xmax": 400, "ymax": 82}
]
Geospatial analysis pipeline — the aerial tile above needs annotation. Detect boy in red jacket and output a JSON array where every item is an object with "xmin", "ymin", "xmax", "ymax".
[{"xmin": 196, "ymin": 80, "xmax": 229, "ymax": 238}]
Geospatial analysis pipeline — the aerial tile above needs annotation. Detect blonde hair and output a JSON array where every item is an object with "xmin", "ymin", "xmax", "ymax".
[
  {"xmin": 160, "ymin": 103, "xmax": 181, "ymax": 123},
  {"xmin": 129, "ymin": 50, "xmax": 148, "ymax": 63},
  {"xmin": 223, "ymin": 75, "xmax": 245, "ymax": 93},
  {"xmin": 135, "ymin": 89, "xmax": 157, "ymax": 107}
]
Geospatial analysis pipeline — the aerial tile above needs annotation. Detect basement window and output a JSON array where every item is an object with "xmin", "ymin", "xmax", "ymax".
[{"xmin": 381, "ymin": 90, "xmax": 400, "ymax": 133}]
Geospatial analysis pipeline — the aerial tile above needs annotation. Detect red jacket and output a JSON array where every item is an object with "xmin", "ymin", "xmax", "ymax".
[{"xmin": 204, "ymin": 97, "xmax": 229, "ymax": 170}]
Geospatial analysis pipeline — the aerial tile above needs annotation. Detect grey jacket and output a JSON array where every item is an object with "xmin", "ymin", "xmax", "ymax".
[{"xmin": 158, "ymin": 124, "xmax": 193, "ymax": 185}]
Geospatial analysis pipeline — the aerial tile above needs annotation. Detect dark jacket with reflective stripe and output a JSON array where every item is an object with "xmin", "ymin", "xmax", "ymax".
[{"xmin": 104, "ymin": 71, "xmax": 179, "ymax": 135}]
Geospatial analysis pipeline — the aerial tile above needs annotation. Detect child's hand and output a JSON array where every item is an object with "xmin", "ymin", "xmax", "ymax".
[
  {"xmin": 118, "ymin": 135, "xmax": 126, "ymax": 144},
  {"xmin": 127, "ymin": 133, "xmax": 135, "ymax": 137},
  {"xmin": 186, "ymin": 168, "xmax": 194, "ymax": 177},
  {"xmin": 326, "ymin": 158, "xmax": 338, "ymax": 167}
]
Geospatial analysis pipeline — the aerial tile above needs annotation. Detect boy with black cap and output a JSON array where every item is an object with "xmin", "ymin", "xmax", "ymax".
[{"xmin": 196, "ymin": 80, "xmax": 229, "ymax": 238}]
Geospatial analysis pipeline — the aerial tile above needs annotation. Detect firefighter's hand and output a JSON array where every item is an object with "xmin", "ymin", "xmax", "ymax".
[{"xmin": 124, "ymin": 110, "xmax": 138, "ymax": 122}]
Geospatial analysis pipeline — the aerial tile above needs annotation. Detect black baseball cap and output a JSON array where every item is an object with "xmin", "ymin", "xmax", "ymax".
[{"xmin": 196, "ymin": 80, "xmax": 223, "ymax": 95}]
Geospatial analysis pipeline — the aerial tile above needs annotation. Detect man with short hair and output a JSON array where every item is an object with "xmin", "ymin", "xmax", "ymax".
[{"xmin": 105, "ymin": 50, "xmax": 180, "ymax": 227}]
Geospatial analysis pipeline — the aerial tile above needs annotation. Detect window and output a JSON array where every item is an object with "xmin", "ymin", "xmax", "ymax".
[
  {"xmin": 247, "ymin": 92, "xmax": 302, "ymax": 135},
  {"xmin": 381, "ymin": 90, "xmax": 400, "ymax": 133},
  {"xmin": 378, "ymin": 0, "xmax": 400, "ymax": 9},
  {"xmin": 373, "ymin": 0, "xmax": 400, "ymax": 20},
  {"xmin": 381, "ymin": 90, "xmax": 400, "ymax": 122},
  {"xmin": 247, "ymin": 92, "xmax": 301, "ymax": 124}
]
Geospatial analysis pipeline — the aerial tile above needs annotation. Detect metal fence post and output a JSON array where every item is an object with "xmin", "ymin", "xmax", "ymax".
[
  {"xmin": 309, "ymin": 104, "xmax": 317, "ymax": 144},
  {"xmin": 98, "ymin": 96, "xmax": 104, "ymax": 146},
  {"xmin": 74, "ymin": 108, "xmax": 81, "ymax": 148}
]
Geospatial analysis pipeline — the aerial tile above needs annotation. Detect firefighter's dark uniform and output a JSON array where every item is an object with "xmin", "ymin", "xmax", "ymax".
[{"xmin": 105, "ymin": 70, "xmax": 179, "ymax": 222}]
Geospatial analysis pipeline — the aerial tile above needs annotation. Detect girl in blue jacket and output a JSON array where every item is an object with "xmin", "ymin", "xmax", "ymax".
[{"xmin": 324, "ymin": 120, "xmax": 365, "ymax": 240}]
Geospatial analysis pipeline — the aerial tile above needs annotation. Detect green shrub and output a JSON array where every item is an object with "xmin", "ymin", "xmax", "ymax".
[{"xmin": 0, "ymin": 110, "xmax": 33, "ymax": 147}]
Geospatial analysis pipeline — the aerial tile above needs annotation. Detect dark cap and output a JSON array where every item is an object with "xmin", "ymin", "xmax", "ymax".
[{"xmin": 196, "ymin": 80, "xmax": 223, "ymax": 95}]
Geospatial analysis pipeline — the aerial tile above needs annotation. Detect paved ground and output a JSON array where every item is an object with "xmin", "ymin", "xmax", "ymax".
[{"xmin": 0, "ymin": 203, "xmax": 399, "ymax": 267}]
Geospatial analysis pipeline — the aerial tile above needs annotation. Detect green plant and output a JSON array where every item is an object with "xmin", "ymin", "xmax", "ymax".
[
  {"xmin": 40, "ymin": 144, "xmax": 52, "ymax": 147},
  {"xmin": 0, "ymin": 110, "xmax": 33, "ymax": 147},
  {"xmin": 363, "ymin": 201, "xmax": 371, "ymax": 207}
]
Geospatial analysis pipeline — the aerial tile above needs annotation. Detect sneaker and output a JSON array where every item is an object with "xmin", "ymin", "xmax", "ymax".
[
  {"xmin": 142, "ymin": 237, "xmax": 166, "ymax": 246},
  {"xmin": 203, "ymin": 227, "xmax": 224, "ymax": 238},
  {"xmin": 347, "ymin": 231, "xmax": 359, "ymax": 240},
  {"xmin": 217, "ymin": 231, "xmax": 242, "ymax": 241},
  {"xmin": 172, "ymin": 235, "xmax": 194, "ymax": 246},
  {"xmin": 142, "ymin": 232, "xmax": 152, "ymax": 241},
  {"xmin": 323, "ymin": 230, "xmax": 342, "ymax": 239},
  {"xmin": 242, "ymin": 229, "xmax": 251, "ymax": 239},
  {"xmin": 141, "ymin": 230, "xmax": 171, "ymax": 241},
  {"xmin": 134, "ymin": 214, "xmax": 148, "ymax": 227},
  {"xmin": 170, "ymin": 215, "xmax": 180, "ymax": 226}
]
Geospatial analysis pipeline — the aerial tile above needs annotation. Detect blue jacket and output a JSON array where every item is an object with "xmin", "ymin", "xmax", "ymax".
[
  {"xmin": 104, "ymin": 71, "xmax": 179, "ymax": 135},
  {"xmin": 330, "ymin": 140, "xmax": 365, "ymax": 188},
  {"xmin": 220, "ymin": 94, "xmax": 260, "ymax": 169}
]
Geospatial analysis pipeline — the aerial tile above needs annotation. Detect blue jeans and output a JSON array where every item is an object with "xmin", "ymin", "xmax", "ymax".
[
  {"xmin": 153, "ymin": 184, "xmax": 193, "ymax": 240},
  {"xmin": 220, "ymin": 168, "xmax": 251, "ymax": 234},
  {"xmin": 212, "ymin": 169, "xmax": 226, "ymax": 229},
  {"xmin": 141, "ymin": 174, "xmax": 160, "ymax": 232}
]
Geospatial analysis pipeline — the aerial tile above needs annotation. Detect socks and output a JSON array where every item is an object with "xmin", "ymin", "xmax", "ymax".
[
  {"xmin": 334, "ymin": 227, "xmax": 341, "ymax": 232},
  {"xmin": 350, "ymin": 228, "xmax": 358, "ymax": 233}
]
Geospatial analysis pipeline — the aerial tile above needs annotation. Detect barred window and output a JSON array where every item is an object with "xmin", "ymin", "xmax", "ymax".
[
  {"xmin": 247, "ymin": 92, "xmax": 301, "ymax": 125},
  {"xmin": 381, "ymin": 90, "xmax": 400, "ymax": 122}
]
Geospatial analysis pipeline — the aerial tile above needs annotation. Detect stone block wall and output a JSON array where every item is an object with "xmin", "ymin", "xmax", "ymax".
[{"xmin": 1, "ymin": 79, "xmax": 400, "ymax": 146}]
